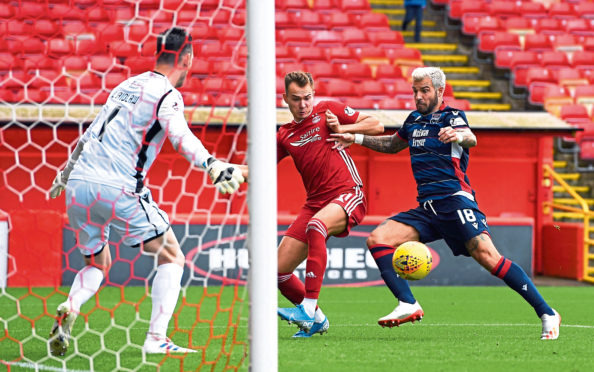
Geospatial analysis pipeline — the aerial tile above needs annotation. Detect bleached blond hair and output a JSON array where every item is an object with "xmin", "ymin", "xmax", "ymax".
[{"xmin": 411, "ymin": 67, "xmax": 446, "ymax": 90}]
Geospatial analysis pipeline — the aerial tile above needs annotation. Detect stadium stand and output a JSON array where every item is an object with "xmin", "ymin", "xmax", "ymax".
[{"xmin": 0, "ymin": 0, "xmax": 473, "ymax": 111}]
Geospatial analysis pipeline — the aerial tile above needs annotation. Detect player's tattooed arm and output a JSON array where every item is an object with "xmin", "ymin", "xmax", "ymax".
[{"xmin": 361, "ymin": 132, "xmax": 408, "ymax": 154}]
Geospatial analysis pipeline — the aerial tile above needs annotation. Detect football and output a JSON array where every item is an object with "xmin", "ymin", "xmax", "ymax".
[{"xmin": 392, "ymin": 241, "xmax": 433, "ymax": 281}]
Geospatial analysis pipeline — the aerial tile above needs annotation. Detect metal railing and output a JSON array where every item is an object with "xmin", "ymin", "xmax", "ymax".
[{"xmin": 543, "ymin": 164, "xmax": 594, "ymax": 283}]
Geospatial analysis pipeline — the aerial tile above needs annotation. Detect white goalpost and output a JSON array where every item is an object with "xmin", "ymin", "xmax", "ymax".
[{"xmin": 246, "ymin": 0, "xmax": 278, "ymax": 370}]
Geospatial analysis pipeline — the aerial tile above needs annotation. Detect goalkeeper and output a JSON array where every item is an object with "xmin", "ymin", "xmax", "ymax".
[{"xmin": 48, "ymin": 27, "xmax": 246, "ymax": 355}]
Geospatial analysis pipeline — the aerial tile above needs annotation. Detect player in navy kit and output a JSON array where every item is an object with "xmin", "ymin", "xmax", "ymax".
[{"xmin": 330, "ymin": 67, "xmax": 561, "ymax": 340}]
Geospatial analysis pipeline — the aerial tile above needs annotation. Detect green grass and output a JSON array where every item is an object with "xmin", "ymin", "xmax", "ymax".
[{"xmin": 2, "ymin": 286, "xmax": 593, "ymax": 371}]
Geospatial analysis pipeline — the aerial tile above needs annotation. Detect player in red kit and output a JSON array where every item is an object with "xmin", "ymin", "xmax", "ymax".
[{"xmin": 276, "ymin": 71, "xmax": 384, "ymax": 337}]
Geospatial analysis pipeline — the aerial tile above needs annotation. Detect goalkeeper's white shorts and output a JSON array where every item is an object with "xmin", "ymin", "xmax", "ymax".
[{"xmin": 66, "ymin": 179, "xmax": 170, "ymax": 256}]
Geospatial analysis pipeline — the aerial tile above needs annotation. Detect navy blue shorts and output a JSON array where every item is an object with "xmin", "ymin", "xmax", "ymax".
[{"xmin": 389, "ymin": 195, "xmax": 491, "ymax": 256}]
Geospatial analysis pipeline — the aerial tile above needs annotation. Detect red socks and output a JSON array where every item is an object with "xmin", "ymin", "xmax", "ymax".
[
  {"xmin": 304, "ymin": 218, "xmax": 328, "ymax": 300},
  {"xmin": 277, "ymin": 272, "xmax": 305, "ymax": 305}
]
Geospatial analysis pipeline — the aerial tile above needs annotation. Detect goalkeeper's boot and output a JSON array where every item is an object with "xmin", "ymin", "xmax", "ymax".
[
  {"xmin": 540, "ymin": 309, "xmax": 561, "ymax": 340},
  {"xmin": 378, "ymin": 301, "xmax": 423, "ymax": 328},
  {"xmin": 278, "ymin": 304, "xmax": 314, "ymax": 332},
  {"xmin": 142, "ymin": 333, "xmax": 197, "ymax": 354},
  {"xmin": 49, "ymin": 302, "xmax": 77, "ymax": 356},
  {"xmin": 292, "ymin": 316, "xmax": 329, "ymax": 338}
]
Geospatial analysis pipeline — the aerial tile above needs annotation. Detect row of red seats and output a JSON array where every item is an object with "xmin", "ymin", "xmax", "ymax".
[
  {"xmin": 511, "ymin": 65, "xmax": 594, "ymax": 90},
  {"xmin": 478, "ymin": 32, "xmax": 594, "ymax": 54},
  {"xmin": 529, "ymin": 83, "xmax": 594, "ymax": 106},
  {"xmin": 449, "ymin": 0, "xmax": 594, "ymax": 21},
  {"xmin": 495, "ymin": 50, "xmax": 594, "ymax": 71},
  {"xmin": 464, "ymin": 16, "xmax": 594, "ymax": 37}
]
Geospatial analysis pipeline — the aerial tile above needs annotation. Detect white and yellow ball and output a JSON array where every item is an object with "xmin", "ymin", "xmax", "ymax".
[{"xmin": 392, "ymin": 241, "xmax": 432, "ymax": 281}]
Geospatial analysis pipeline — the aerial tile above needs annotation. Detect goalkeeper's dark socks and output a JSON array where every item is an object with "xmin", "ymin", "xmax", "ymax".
[
  {"xmin": 304, "ymin": 218, "xmax": 328, "ymax": 299},
  {"xmin": 491, "ymin": 257, "xmax": 554, "ymax": 317},
  {"xmin": 278, "ymin": 272, "xmax": 305, "ymax": 305},
  {"xmin": 369, "ymin": 244, "xmax": 416, "ymax": 304}
]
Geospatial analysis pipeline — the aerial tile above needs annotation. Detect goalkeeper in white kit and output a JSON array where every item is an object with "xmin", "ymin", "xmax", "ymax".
[{"xmin": 48, "ymin": 27, "xmax": 246, "ymax": 355}]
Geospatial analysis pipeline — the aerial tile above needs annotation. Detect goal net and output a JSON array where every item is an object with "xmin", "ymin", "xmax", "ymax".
[{"xmin": 0, "ymin": 0, "xmax": 250, "ymax": 370}]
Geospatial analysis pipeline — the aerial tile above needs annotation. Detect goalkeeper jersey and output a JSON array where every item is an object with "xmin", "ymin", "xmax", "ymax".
[
  {"xmin": 69, "ymin": 71, "xmax": 211, "ymax": 193},
  {"xmin": 396, "ymin": 105, "xmax": 474, "ymax": 203},
  {"xmin": 277, "ymin": 100, "xmax": 362, "ymax": 204}
]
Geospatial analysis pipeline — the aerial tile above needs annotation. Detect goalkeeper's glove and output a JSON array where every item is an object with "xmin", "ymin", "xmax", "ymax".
[
  {"xmin": 206, "ymin": 158, "xmax": 245, "ymax": 195},
  {"xmin": 49, "ymin": 170, "xmax": 67, "ymax": 198}
]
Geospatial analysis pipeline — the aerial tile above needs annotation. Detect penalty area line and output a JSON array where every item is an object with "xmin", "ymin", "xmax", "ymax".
[{"xmin": 3, "ymin": 361, "xmax": 92, "ymax": 372}]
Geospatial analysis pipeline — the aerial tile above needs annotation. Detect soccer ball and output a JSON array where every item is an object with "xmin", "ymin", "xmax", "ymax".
[{"xmin": 392, "ymin": 241, "xmax": 432, "ymax": 281}]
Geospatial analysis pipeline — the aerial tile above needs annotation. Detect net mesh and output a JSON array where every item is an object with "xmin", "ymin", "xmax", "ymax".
[{"xmin": 0, "ymin": 0, "xmax": 248, "ymax": 370}]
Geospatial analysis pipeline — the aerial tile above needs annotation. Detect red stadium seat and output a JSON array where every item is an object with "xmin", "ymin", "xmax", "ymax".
[
  {"xmin": 128, "ymin": 23, "xmax": 150, "ymax": 44},
  {"xmin": 572, "ymin": 51, "xmax": 594, "ymax": 68},
  {"xmin": 63, "ymin": 21, "xmax": 91, "ymax": 38},
  {"xmin": 0, "ymin": 54, "xmax": 16, "ymax": 71},
  {"xmin": 528, "ymin": 82, "xmax": 570, "ymax": 106},
  {"xmin": 311, "ymin": 30, "xmax": 343, "ymax": 47},
  {"xmin": 89, "ymin": 55, "xmax": 116, "ymax": 73},
  {"xmin": 560, "ymin": 104, "xmax": 589, "ymax": 122},
  {"xmin": 575, "ymin": 2, "xmax": 594, "ymax": 19},
  {"xmin": 550, "ymin": 34, "xmax": 582, "ymax": 52},
  {"xmin": 323, "ymin": 78, "xmax": 357, "ymax": 96},
  {"xmin": 217, "ymin": 28, "xmax": 244, "ymax": 45},
  {"xmin": 447, "ymin": 98, "xmax": 471, "ymax": 111},
  {"xmin": 386, "ymin": 78, "xmax": 411, "ymax": 96},
  {"xmin": 19, "ymin": 2, "xmax": 47, "ymax": 19},
  {"xmin": 355, "ymin": 46, "xmax": 387, "ymax": 61},
  {"xmin": 375, "ymin": 63, "xmax": 403, "ymax": 81},
  {"xmin": 540, "ymin": 51, "xmax": 570, "ymax": 68},
  {"xmin": 449, "ymin": 0, "xmax": 487, "ymax": 21},
  {"xmin": 62, "ymin": 56, "xmax": 88, "ymax": 72},
  {"xmin": 525, "ymin": 67, "xmax": 555, "ymax": 86},
  {"xmin": 103, "ymin": 72, "xmax": 128, "ymax": 90},
  {"xmin": 360, "ymin": 80, "xmax": 386, "ymax": 98},
  {"xmin": 377, "ymin": 97, "xmax": 402, "ymax": 110},
  {"xmin": 326, "ymin": 47, "xmax": 358, "ymax": 64},
  {"xmin": 392, "ymin": 48, "xmax": 422, "ymax": 66},
  {"xmin": 96, "ymin": 23, "xmax": 125, "ymax": 44},
  {"xmin": 275, "ymin": 11, "xmax": 293, "ymax": 29},
  {"xmin": 33, "ymin": 19, "xmax": 59, "ymax": 38},
  {"xmin": 338, "ymin": 0, "xmax": 371, "ymax": 14},
  {"xmin": 190, "ymin": 58, "xmax": 211, "ymax": 76},
  {"xmin": 290, "ymin": 9, "xmax": 325, "ymax": 30},
  {"xmin": 477, "ymin": 31, "xmax": 520, "ymax": 54},
  {"xmin": 276, "ymin": 62, "xmax": 304, "ymax": 76},
  {"xmin": 311, "ymin": 0, "xmax": 336, "ymax": 13},
  {"xmin": 579, "ymin": 138, "xmax": 594, "ymax": 160},
  {"xmin": 534, "ymin": 18, "xmax": 563, "ymax": 35},
  {"xmin": 124, "ymin": 57, "xmax": 155, "ymax": 74},
  {"xmin": 367, "ymin": 30, "xmax": 404, "ymax": 48},
  {"xmin": 277, "ymin": 29, "xmax": 312, "ymax": 46},
  {"xmin": 216, "ymin": 62, "xmax": 245, "ymax": 79},
  {"xmin": 199, "ymin": 41, "xmax": 232, "ymax": 61},
  {"xmin": 344, "ymin": 97, "xmax": 376, "ymax": 109},
  {"xmin": 462, "ymin": 14, "xmax": 500, "ymax": 36},
  {"xmin": 503, "ymin": 17, "xmax": 534, "ymax": 34},
  {"xmin": 488, "ymin": 0, "xmax": 520, "ymax": 19},
  {"xmin": 276, "ymin": 45, "xmax": 297, "ymax": 63},
  {"xmin": 337, "ymin": 62, "xmax": 372, "ymax": 80},
  {"xmin": 548, "ymin": 3, "xmax": 576, "ymax": 19},
  {"xmin": 308, "ymin": 62, "xmax": 339, "ymax": 80},
  {"xmin": 358, "ymin": 13, "xmax": 390, "ymax": 30},
  {"xmin": 294, "ymin": 46, "xmax": 327, "ymax": 64},
  {"xmin": 574, "ymin": 85, "xmax": 594, "ymax": 104},
  {"xmin": 517, "ymin": 2, "xmax": 546, "ymax": 19},
  {"xmin": 5, "ymin": 20, "xmax": 31, "ymax": 35},
  {"xmin": 275, "ymin": 0, "xmax": 308, "ymax": 11},
  {"xmin": 86, "ymin": 7, "xmax": 111, "ymax": 23},
  {"xmin": 523, "ymin": 34, "xmax": 552, "ymax": 52},
  {"xmin": 109, "ymin": 41, "xmax": 138, "ymax": 58},
  {"xmin": 564, "ymin": 19, "xmax": 590, "ymax": 35},
  {"xmin": 47, "ymin": 39, "xmax": 74, "ymax": 57},
  {"xmin": 324, "ymin": 12, "xmax": 353, "ymax": 30},
  {"xmin": 494, "ymin": 48, "xmax": 532, "ymax": 70},
  {"xmin": 342, "ymin": 28, "xmax": 372, "ymax": 47}
]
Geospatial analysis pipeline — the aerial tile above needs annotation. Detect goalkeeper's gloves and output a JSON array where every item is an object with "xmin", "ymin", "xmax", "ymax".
[
  {"xmin": 206, "ymin": 158, "xmax": 245, "ymax": 195},
  {"xmin": 49, "ymin": 170, "xmax": 67, "ymax": 198}
]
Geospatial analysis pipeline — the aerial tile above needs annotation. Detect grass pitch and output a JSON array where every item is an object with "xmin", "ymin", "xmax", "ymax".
[{"xmin": 1, "ymin": 285, "xmax": 593, "ymax": 371}]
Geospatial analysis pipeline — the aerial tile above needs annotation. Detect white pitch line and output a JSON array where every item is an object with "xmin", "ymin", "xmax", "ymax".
[{"xmin": 3, "ymin": 361, "xmax": 91, "ymax": 372}]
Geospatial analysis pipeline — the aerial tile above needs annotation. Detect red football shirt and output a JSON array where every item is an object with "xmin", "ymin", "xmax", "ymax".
[{"xmin": 277, "ymin": 100, "xmax": 363, "ymax": 205}]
